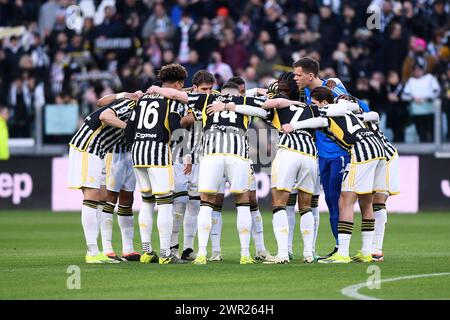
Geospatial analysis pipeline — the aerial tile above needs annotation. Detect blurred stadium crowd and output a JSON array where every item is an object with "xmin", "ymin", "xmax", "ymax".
[{"xmin": 0, "ymin": 0, "xmax": 448, "ymax": 143}]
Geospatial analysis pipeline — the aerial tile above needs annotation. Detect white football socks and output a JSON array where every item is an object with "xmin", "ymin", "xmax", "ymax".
[
  {"xmin": 373, "ymin": 206, "xmax": 387, "ymax": 255},
  {"xmin": 251, "ymin": 208, "xmax": 266, "ymax": 254},
  {"xmin": 197, "ymin": 204, "xmax": 213, "ymax": 256},
  {"xmin": 337, "ymin": 221, "xmax": 353, "ymax": 257},
  {"xmin": 237, "ymin": 205, "xmax": 252, "ymax": 257},
  {"xmin": 311, "ymin": 206, "xmax": 320, "ymax": 254},
  {"xmin": 96, "ymin": 201, "xmax": 105, "ymax": 238},
  {"xmin": 183, "ymin": 198, "xmax": 200, "ymax": 250},
  {"xmin": 272, "ymin": 209, "xmax": 289, "ymax": 259},
  {"xmin": 139, "ymin": 195, "xmax": 155, "ymax": 253},
  {"xmin": 171, "ymin": 195, "xmax": 188, "ymax": 248},
  {"xmin": 100, "ymin": 202, "xmax": 115, "ymax": 254},
  {"xmin": 300, "ymin": 210, "xmax": 314, "ymax": 258},
  {"xmin": 361, "ymin": 219, "xmax": 375, "ymax": 256},
  {"xmin": 117, "ymin": 205, "xmax": 134, "ymax": 255},
  {"xmin": 286, "ymin": 205, "xmax": 295, "ymax": 254},
  {"xmin": 156, "ymin": 202, "xmax": 174, "ymax": 257},
  {"xmin": 210, "ymin": 210, "xmax": 222, "ymax": 253},
  {"xmin": 82, "ymin": 200, "xmax": 100, "ymax": 256}
]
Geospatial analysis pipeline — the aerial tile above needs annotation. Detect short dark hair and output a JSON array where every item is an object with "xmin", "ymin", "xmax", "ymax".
[
  {"xmin": 221, "ymin": 81, "xmax": 240, "ymax": 92},
  {"xmin": 310, "ymin": 86, "xmax": 334, "ymax": 104},
  {"xmin": 157, "ymin": 63, "xmax": 187, "ymax": 83},
  {"xmin": 228, "ymin": 76, "xmax": 245, "ymax": 87},
  {"xmin": 293, "ymin": 57, "xmax": 320, "ymax": 77},
  {"xmin": 192, "ymin": 70, "xmax": 215, "ymax": 86}
]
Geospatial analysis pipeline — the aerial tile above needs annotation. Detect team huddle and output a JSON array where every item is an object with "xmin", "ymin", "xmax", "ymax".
[{"xmin": 68, "ymin": 57, "xmax": 399, "ymax": 265}]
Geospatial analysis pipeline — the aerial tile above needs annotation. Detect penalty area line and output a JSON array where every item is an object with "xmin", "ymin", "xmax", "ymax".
[{"xmin": 341, "ymin": 272, "xmax": 450, "ymax": 300}]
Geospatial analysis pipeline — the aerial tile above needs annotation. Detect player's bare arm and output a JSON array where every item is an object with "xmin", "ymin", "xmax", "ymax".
[
  {"xmin": 97, "ymin": 91, "xmax": 144, "ymax": 107},
  {"xmin": 281, "ymin": 117, "xmax": 329, "ymax": 133},
  {"xmin": 147, "ymin": 85, "xmax": 189, "ymax": 104},
  {"xmin": 99, "ymin": 109, "xmax": 127, "ymax": 129},
  {"xmin": 245, "ymin": 88, "xmax": 268, "ymax": 97},
  {"xmin": 206, "ymin": 101, "xmax": 268, "ymax": 118},
  {"xmin": 262, "ymin": 98, "xmax": 305, "ymax": 109},
  {"xmin": 180, "ymin": 112, "xmax": 195, "ymax": 127}
]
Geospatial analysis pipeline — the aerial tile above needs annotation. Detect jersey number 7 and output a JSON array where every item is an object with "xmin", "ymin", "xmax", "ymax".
[{"xmin": 289, "ymin": 105, "xmax": 304, "ymax": 123}]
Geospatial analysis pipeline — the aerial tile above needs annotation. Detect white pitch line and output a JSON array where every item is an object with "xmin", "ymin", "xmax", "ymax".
[{"xmin": 341, "ymin": 272, "xmax": 450, "ymax": 300}]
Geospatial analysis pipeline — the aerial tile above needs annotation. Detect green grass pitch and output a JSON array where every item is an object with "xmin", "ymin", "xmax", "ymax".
[{"xmin": 0, "ymin": 211, "xmax": 449, "ymax": 300}]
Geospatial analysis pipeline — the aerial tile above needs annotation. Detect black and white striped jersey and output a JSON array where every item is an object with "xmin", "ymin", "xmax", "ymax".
[
  {"xmin": 365, "ymin": 122, "xmax": 397, "ymax": 161},
  {"xmin": 69, "ymin": 99, "xmax": 135, "ymax": 158},
  {"xmin": 112, "ymin": 138, "xmax": 132, "ymax": 153},
  {"xmin": 170, "ymin": 103, "xmax": 188, "ymax": 164},
  {"xmin": 188, "ymin": 93, "xmax": 265, "ymax": 159},
  {"xmin": 171, "ymin": 118, "xmax": 203, "ymax": 164},
  {"xmin": 321, "ymin": 110, "xmax": 386, "ymax": 163},
  {"xmin": 126, "ymin": 93, "xmax": 185, "ymax": 167},
  {"xmin": 267, "ymin": 103, "xmax": 320, "ymax": 158}
]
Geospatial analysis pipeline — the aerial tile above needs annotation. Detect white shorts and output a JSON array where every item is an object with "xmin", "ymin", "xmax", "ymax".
[
  {"xmin": 100, "ymin": 158, "xmax": 106, "ymax": 186},
  {"xmin": 198, "ymin": 154, "xmax": 250, "ymax": 194},
  {"xmin": 341, "ymin": 158, "xmax": 387, "ymax": 194},
  {"xmin": 105, "ymin": 152, "xmax": 136, "ymax": 193},
  {"xmin": 217, "ymin": 176, "xmax": 227, "ymax": 194},
  {"xmin": 187, "ymin": 163, "xmax": 200, "ymax": 197},
  {"xmin": 174, "ymin": 163, "xmax": 189, "ymax": 194},
  {"xmin": 271, "ymin": 148, "xmax": 318, "ymax": 194},
  {"xmin": 385, "ymin": 152, "xmax": 400, "ymax": 196},
  {"xmin": 249, "ymin": 163, "xmax": 257, "ymax": 192},
  {"xmin": 134, "ymin": 166, "xmax": 174, "ymax": 195},
  {"xmin": 68, "ymin": 146, "xmax": 103, "ymax": 189},
  {"xmin": 313, "ymin": 159, "xmax": 321, "ymax": 196}
]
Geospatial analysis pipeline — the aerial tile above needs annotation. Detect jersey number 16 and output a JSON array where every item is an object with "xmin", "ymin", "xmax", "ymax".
[{"xmin": 137, "ymin": 100, "xmax": 159, "ymax": 130}]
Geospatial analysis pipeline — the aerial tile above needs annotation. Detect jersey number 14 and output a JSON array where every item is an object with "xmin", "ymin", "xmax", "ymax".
[{"xmin": 213, "ymin": 110, "xmax": 237, "ymax": 123}]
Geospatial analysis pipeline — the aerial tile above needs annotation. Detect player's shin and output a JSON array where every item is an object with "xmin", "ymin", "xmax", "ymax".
[
  {"xmin": 82, "ymin": 200, "xmax": 100, "ymax": 256},
  {"xmin": 286, "ymin": 205, "xmax": 295, "ymax": 255},
  {"xmin": 272, "ymin": 207, "xmax": 289, "ymax": 260},
  {"xmin": 197, "ymin": 201, "xmax": 214, "ymax": 256},
  {"xmin": 373, "ymin": 203, "xmax": 387, "ymax": 255},
  {"xmin": 337, "ymin": 193, "xmax": 357, "ymax": 257},
  {"xmin": 299, "ymin": 208, "xmax": 314, "ymax": 258},
  {"xmin": 311, "ymin": 195, "xmax": 320, "ymax": 254},
  {"xmin": 236, "ymin": 203, "xmax": 252, "ymax": 257},
  {"xmin": 100, "ymin": 201, "xmax": 115, "ymax": 254},
  {"xmin": 210, "ymin": 206, "xmax": 222, "ymax": 254},
  {"xmin": 117, "ymin": 205, "xmax": 135, "ymax": 254},
  {"xmin": 251, "ymin": 205, "xmax": 266, "ymax": 254},
  {"xmin": 361, "ymin": 218, "xmax": 375, "ymax": 256},
  {"xmin": 96, "ymin": 201, "xmax": 106, "ymax": 237},
  {"xmin": 183, "ymin": 196, "xmax": 200, "ymax": 250},
  {"xmin": 139, "ymin": 194, "xmax": 155, "ymax": 253},
  {"xmin": 359, "ymin": 194, "xmax": 375, "ymax": 257},
  {"xmin": 337, "ymin": 221, "xmax": 353, "ymax": 257},
  {"xmin": 156, "ymin": 195, "xmax": 174, "ymax": 258},
  {"xmin": 171, "ymin": 193, "xmax": 188, "ymax": 254}
]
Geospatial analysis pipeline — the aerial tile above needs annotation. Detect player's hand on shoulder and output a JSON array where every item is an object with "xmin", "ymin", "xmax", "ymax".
[
  {"xmin": 125, "ymin": 91, "xmax": 144, "ymax": 100},
  {"xmin": 206, "ymin": 101, "xmax": 226, "ymax": 115},
  {"xmin": 146, "ymin": 85, "xmax": 159, "ymax": 94},
  {"xmin": 281, "ymin": 123, "xmax": 294, "ymax": 133}
]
